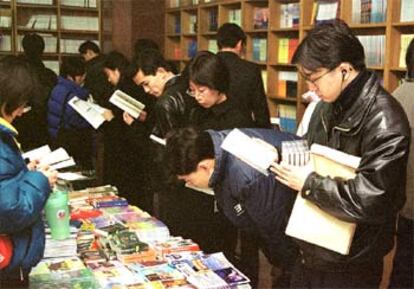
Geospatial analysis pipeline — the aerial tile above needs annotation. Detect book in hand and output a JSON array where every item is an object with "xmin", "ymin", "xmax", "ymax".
[
  {"xmin": 68, "ymin": 96, "xmax": 106, "ymax": 129},
  {"xmin": 109, "ymin": 89, "xmax": 145, "ymax": 119},
  {"xmin": 221, "ymin": 128, "xmax": 279, "ymax": 176},
  {"xmin": 23, "ymin": 145, "xmax": 76, "ymax": 170},
  {"xmin": 285, "ymin": 143, "xmax": 360, "ymax": 255}
]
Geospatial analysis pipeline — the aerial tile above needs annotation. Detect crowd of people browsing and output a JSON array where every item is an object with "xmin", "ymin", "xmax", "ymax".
[{"xmin": 0, "ymin": 20, "xmax": 412, "ymax": 289}]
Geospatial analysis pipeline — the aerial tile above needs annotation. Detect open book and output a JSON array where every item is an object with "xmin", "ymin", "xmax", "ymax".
[
  {"xmin": 109, "ymin": 90, "xmax": 145, "ymax": 119},
  {"xmin": 220, "ymin": 129, "xmax": 279, "ymax": 176},
  {"xmin": 68, "ymin": 96, "xmax": 106, "ymax": 129},
  {"xmin": 285, "ymin": 143, "xmax": 360, "ymax": 255},
  {"xmin": 22, "ymin": 145, "xmax": 76, "ymax": 170}
]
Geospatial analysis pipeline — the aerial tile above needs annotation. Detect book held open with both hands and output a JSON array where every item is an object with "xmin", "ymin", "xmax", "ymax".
[{"xmin": 109, "ymin": 89, "xmax": 145, "ymax": 119}]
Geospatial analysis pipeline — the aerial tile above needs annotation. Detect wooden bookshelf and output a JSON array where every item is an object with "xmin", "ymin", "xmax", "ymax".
[
  {"xmin": 0, "ymin": 0, "xmax": 103, "ymax": 73},
  {"xmin": 164, "ymin": 0, "xmax": 412, "ymax": 130}
]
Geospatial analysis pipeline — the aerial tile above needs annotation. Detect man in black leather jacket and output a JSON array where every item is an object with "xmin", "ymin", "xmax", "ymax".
[
  {"xmin": 271, "ymin": 20, "xmax": 410, "ymax": 288},
  {"xmin": 130, "ymin": 49, "xmax": 195, "ymax": 138}
]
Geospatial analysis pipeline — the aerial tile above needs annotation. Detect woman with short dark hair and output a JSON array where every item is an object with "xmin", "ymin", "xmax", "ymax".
[{"xmin": 0, "ymin": 56, "xmax": 57, "ymax": 287}]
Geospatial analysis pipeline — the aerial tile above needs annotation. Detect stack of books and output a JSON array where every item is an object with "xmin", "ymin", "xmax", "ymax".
[
  {"xmin": 278, "ymin": 38, "xmax": 299, "ymax": 64},
  {"xmin": 253, "ymin": 7, "xmax": 269, "ymax": 30},
  {"xmin": 280, "ymin": 3, "xmax": 300, "ymax": 28},
  {"xmin": 29, "ymin": 257, "xmax": 97, "ymax": 289}
]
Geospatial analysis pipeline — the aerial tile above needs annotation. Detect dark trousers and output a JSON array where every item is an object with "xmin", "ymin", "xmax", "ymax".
[
  {"xmin": 389, "ymin": 216, "xmax": 414, "ymax": 289},
  {"xmin": 0, "ymin": 269, "xmax": 28, "ymax": 289},
  {"xmin": 290, "ymin": 258, "xmax": 383, "ymax": 289}
]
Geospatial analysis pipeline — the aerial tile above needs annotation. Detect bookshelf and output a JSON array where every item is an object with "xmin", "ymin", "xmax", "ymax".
[
  {"xmin": 0, "ymin": 0, "xmax": 102, "ymax": 74},
  {"xmin": 164, "ymin": 0, "xmax": 414, "ymax": 133}
]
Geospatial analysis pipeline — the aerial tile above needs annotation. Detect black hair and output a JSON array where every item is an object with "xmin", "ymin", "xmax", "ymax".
[
  {"xmin": 130, "ymin": 48, "xmax": 172, "ymax": 76},
  {"xmin": 103, "ymin": 51, "xmax": 131, "ymax": 77},
  {"xmin": 60, "ymin": 56, "xmax": 86, "ymax": 79},
  {"xmin": 134, "ymin": 38, "xmax": 159, "ymax": 56},
  {"xmin": 165, "ymin": 127, "xmax": 215, "ymax": 176},
  {"xmin": 22, "ymin": 33, "xmax": 45, "ymax": 58},
  {"xmin": 78, "ymin": 40, "xmax": 100, "ymax": 54},
  {"xmin": 292, "ymin": 19, "xmax": 366, "ymax": 72},
  {"xmin": 0, "ymin": 56, "xmax": 40, "ymax": 117},
  {"xmin": 406, "ymin": 38, "xmax": 414, "ymax": 79},
  {"xmin": 217, "ymin": 23, "xmax": 246, "ymax": 50},
  {"xmin": 188, "ymin": 51, "xmax": 229, "ymax": 93}
]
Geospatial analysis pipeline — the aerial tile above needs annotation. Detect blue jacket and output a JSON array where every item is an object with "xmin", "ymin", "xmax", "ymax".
[
  {"xmin": 0, "ymin": 118, "xmax": 51, "ymax": 274},
  {"xmin": 47, "ymin": 76, "xmax": 91, "ymax": 139},
  {"xmin": 208, "ymin": 128, "xmax": 300, "ymax": 268}
]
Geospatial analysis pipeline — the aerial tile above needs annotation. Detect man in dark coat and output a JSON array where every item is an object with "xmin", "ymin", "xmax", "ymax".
[
  {"xmin": 217, "ymin": 23, "xmax": 271, "ymax": 128},
  {"xmin": 165, "ymin": 127, "xmax": 299, "ymax": 286},
  {"xmin": 271, "ymin": 20, "xmax": 410, "ymax": 289}
]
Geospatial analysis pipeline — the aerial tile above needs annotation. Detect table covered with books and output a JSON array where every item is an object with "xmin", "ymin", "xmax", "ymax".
[{"xmin": 29, "ymin": 184, "xmax": 251, "ymax": 289}]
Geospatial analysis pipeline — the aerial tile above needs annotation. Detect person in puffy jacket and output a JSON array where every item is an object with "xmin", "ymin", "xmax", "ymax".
[
  {"xmin": 0, "ymin": 56, "xmax": 57, "ymax": 288},
  {"xmin": 47, "ymin": 56, "xmax": 94, "ymax": 169},
  {"xmin": 271, "ymin": 20, "xmax": 410, "ymax": 288},
  {"xmin": 165, "ymin": 127, "xmax": 300, "ymax": 288}
]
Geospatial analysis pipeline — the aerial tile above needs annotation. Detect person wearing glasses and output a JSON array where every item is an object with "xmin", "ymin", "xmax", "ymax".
[
  {"xmin": 270, "ymin": 19, "xmax": 410, "ymax": 288},
  {"xmin": 187, "ymin": 51, "xmax": 252, "ymax": 131}
]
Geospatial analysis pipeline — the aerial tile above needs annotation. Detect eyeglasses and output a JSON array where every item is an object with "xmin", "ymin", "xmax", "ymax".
[
  {"xmin": 301, "ymin": 69, "xmax": 333, "ymax": 86},
  {"xmin": 186, "ymin": 87, "xmax": 208, "ymax": 98}
]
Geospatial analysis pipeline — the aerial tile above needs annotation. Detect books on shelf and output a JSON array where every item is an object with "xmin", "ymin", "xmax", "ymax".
[
  {"xmin": 401, "ymin": 0, "xmax": 414, "ymax": 22},
  {"xmin": 399, "ymin": 34, "xmax": 414, "ymax": 68},
  {"xmin": 208, "ymin": 9, "xmax": 218, "ymax": 32},
  {"xmin": 357, "ymin": 35, "xmax": 385, "ymax": 67},
  {"xmin": 60, "ymin": 39, "xmax": 98, "ymax": 53},
  {"xmin": 23, "ymin": 14, "xmax": 57, "ymax": 30},
  {"xmin": 285, "ymin": 143, "xmax": 360, "ymax": 255},
  {"xmin": 221, "ymin": 128, "xmax": 279, "ymax": 176},
  {"xmin": 352, "ymin": 0, "xmax": 387, "ymax": 24},
  {"xmin": 188, "ymin": 14, "xmax": 197, "ymax": 34},
  {"xmin": 60, "ymin": 15, "xmax": 99, "ymax": 31},
  {"xmin": 278, "ymin": 38, "xmax": 298, "ymax": 64},
  {"xmin": 252, "ymin": 38, "xmax": 267, "ymax": 62},
  {"xmin": 208, "ymin": 39, "xmax": 218, "ymax": 54},
  {"xmin": 253, "ymin": 7, "xmax": 269, "ymax": 30},
  {"xmin": 60, "ymin": 0, "xmax": 97, "ymax": 8},
  {"xmin": 278, "ymin": 71, "xmax": 298, "ymax": 98},
  {"xmin": 313, "ymin": 0, "xmax": 341, "ymax": 24},
  {"xmin": 278, "ymin": 104, "xmax": 296, "ymax": 133},
  {"xmin": 187, "ymin": 39, "xmax": 197, "ymax": 58},
  {"xmin": 280, "ymin": 3, "xmax": 300, "ymax": 28},
  {"xmin": 228, "ymin": 8, "xmax": 241, "ymax": 26},
  {"xmin": 173, "ymin": 14, "xmax": 181, "ymax": 34},
  {"xmin": 0, "ymin": 34, "xmax": 11, "ymax": 52},
  {"xmin": 17, "ymin": 0, "xmax": 53, "ymax": 4},
  {"xmin": 169, "ymin": 0, "xmax": 180, "ymax": 8},
  {"xmin": 43, "ymin": 60, "xmax": 59, "ymax": 74},
  {"xmin": 0, "ymin": 9, "xmax": 12, "ymax": 28},
  {"xmin": 18, "ymin": 34, "xmax": 57, "ymax": 53},
  {"xmin": 109, "ymin": 89, "xmax": 145, "ymax": 119}
]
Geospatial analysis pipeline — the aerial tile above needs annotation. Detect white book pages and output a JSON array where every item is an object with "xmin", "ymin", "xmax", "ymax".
[
  {"xmin": 40, "ymin": 147, "xmax": 71, "ymax": 166},
  {"xmin": 221, "ymin": 129, "xmax": 278, "ymax": 176},
  {"xmin": 68, "ymin": 96, "xmax": 106, "ymax": 129},
  {"xmin": 109, "ymin": 90, "xmax": 145, "ymax": 119},
  {"xmin": 286, "ymin": 144, "xmax": 360, "ymax": 255},
  {"xmin": 22, "ymin": 145, "xmax": 52, "ymax": 161},
  {"xmin": 58, "ymin": 172, "xmax": 88, "ymax": 181},
  {"xmin": 310, "ymin": 143, "xmax": 361, "ymax": 169},
  {"xmin": 49, "ymin": 157, "xmax": 76, "ymax": 170},
  {"xmin": 149, "ymin": 134, "xmax": 166, "ymax": 146}
]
